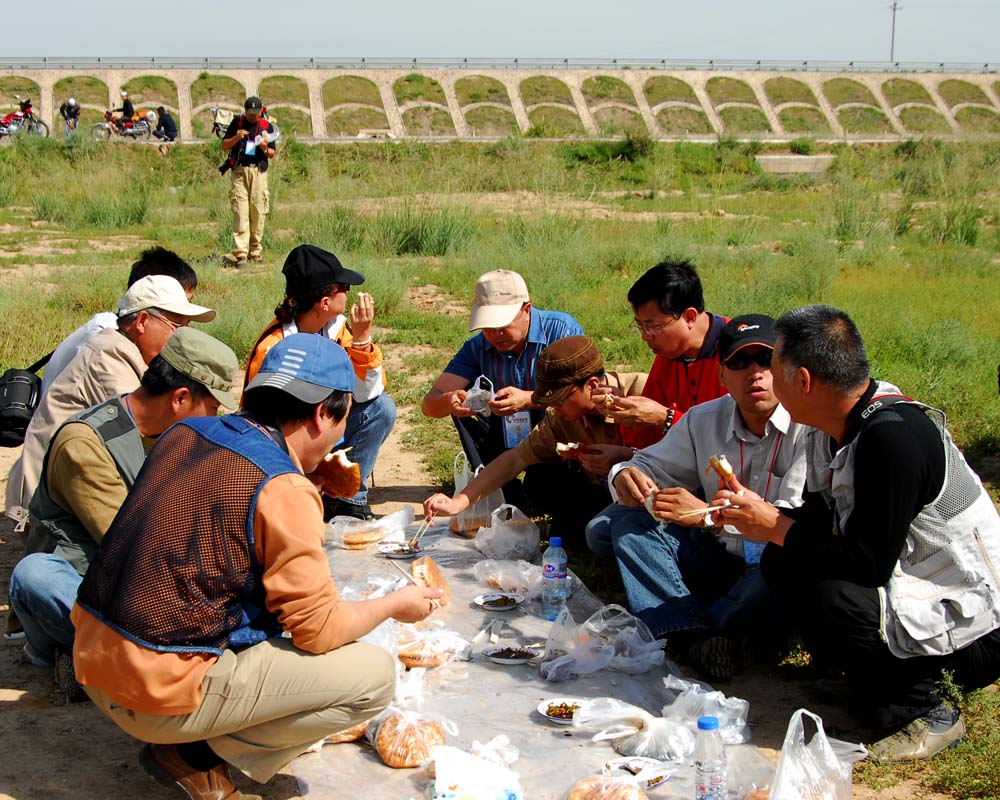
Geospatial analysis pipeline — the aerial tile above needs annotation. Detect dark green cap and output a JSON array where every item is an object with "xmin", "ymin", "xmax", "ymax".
[{"xmin": 159, "ymin": 328, "xmax": 239, "ymax": 409}]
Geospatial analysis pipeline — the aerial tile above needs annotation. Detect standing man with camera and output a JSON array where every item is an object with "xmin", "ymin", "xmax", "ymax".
[{"xmin": 221, "ymin": 96, "xmax": 276, "ymax": 267}]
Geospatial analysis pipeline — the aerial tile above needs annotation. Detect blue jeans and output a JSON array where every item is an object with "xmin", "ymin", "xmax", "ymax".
[
  {"xmin": 341, "ymin": 392, "xmax": 397, "ymax": 507},
  {"xmin": 8, "ymin": 553, "xmax": 80, "ymax": 663},
  {"xmin": 586, "ymin": 501, "xmax": 637, "ymax": 559},
  {"xmin": 608, "ymin": 505, "xmax": 760, "ymax": 638}
]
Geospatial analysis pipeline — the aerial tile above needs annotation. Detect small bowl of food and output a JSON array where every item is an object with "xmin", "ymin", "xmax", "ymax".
[
  {"xmin": 536, "ymin": 698, "xmax": 584, "ymax": 725},
  {"xmin": 481, "ymin": 645, "xmax": 541, "ymax": 665},
  {"xmin": 473, "ymin": 592, "xmax": 525, "ymax": 611}
]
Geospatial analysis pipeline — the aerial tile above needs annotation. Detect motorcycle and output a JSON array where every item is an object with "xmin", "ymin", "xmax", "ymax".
[
  {"xmin": 0, "ymin": 95, "xmax": 50, "ymax": 139},
  {"xmin": 93, "ymin": 109, "xmax": 154, "ymax": 141},
  {"xmin": 210, "ymin": 105, "xmax": 280, "ymax": 139}
]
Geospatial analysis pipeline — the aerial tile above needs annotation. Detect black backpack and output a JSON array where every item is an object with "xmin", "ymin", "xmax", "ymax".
[{"xmin": 0, "ymin": 352, "xmax": 54, "ymax": 447}]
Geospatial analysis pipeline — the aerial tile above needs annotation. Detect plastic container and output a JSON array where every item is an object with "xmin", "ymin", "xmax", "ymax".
[
  {"xmin": 693, "ymin": 715, "xmax": 727, "ymax": 800},
  {"xmin": 540, "ymin": 536, "xmax": 568, "ymax": 620}
]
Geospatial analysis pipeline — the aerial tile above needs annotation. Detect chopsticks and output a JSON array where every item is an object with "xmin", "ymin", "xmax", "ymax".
[
  {"xmin": 388, "ymin": 559, "xmax": 418, "ymax": 584},
  {"xmin": 672, "ymin": 499, "xmax": 734, "ymax": 520},
  {"xmin": 408, "ymin": 514, "xmax": 434, "ymax": 549}
]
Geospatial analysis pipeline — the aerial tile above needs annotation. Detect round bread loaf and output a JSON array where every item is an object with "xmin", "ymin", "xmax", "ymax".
[
  {"xmin": 567, "ymin": 776, "xmax": 647, "ymax": 800},
  {"xmin": 316, "ymin": 448, "xmax": 362, "ymax": 499},
  {"xmin": 374, "ymin": 713, "xmax": 446, "ymax": 768},
  {"xmin": 325, "ymin": 719, "xmax": 370, "ymax": 744},
  {"xmin": 411, "ymin": 556, "xmax": 451, "ymax": 606},
  {"xmin": 396, "ymin": 644, "xmax": 447, "ymax": 669}
]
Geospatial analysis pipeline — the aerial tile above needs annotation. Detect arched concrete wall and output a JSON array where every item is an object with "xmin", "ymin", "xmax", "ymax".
[{"xmin": 2, "ymin": 67, "xmax": 998, "ymax": 141}]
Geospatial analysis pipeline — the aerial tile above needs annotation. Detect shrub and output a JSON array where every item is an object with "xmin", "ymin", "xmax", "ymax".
[{"xmin": 789, "ymin": 138, "xmax": 816, "ymax": 156}]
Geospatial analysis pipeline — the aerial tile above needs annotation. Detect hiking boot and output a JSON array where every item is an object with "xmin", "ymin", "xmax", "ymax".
[
  {"xmin": 869, "ymin": 705, "xmax": 965, "ymax": 763},
  {"xmin": 53, "ymin": 650, "xmax": 88, "ymax": 704},
  {"xmin": 322, "ymin": 497, "xmax": 375, "ymax": 522},
  {"xmin": 686, "ymin": 635, "xmax": 753, "ymax": 683},
  {"xmin": 139, "ymin": 743, "xmax": 258, "ymax": 800}
]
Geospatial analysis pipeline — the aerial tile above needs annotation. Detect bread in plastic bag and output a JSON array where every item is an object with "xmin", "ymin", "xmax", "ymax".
[
  {"xmin": 325, "ymin": 718, "xmax": 371, "ymax": 744},
  {"xmin": 574, "ymin": 698, "xmax": 695, "ymax": 763},
  {"xmin": 540, "ymin": 605, "xmax": 665, "ymax": 682},
  {"xmin": 769, "ymin": 709, "xmax": 867, "ymax": 800},
  {"xmin": 473, "ymin": 558, "xmax": 580, "ymax": 601},
  {"xmin": 429, "ymin": 735, "xmax": 524, "ymax": 800},
  {"xmin": 565, "ymin": 774, "xmax": 648, "ymax": 800},
  {"xmin": 661, "ymin": 674, "xmax": 751, "ymax": 744},
  {"xmin": 475, "ymin": 504, "xmax": 540, "ymax": 561},
  {"xmin": 327, "ymin": 506, "xmax": 414, "ymax": 550},
  {"xmin": 396, "ymin": 624, "xmax": 472, "ymax": 669},
  {"xmin": 367, "ymin": 706, "xmax": 457, "ymax": 769},
  {"xmin": 450, "ymin": 451, "xmax": 504, "ymax": 536}
]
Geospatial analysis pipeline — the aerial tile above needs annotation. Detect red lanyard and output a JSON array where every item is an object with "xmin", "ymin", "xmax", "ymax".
[{"xmin": 737, "ymin": 431, "xmax": 783, "ymax": 500}]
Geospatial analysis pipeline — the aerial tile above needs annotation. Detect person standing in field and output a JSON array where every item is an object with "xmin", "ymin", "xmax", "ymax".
[
  {"xmin": 221, "ymin": 96, "xmax": 275, "ymax": 266},
  {"xmin": 59, "ymin": 98, "xmax": 80, "ymax": 139}
]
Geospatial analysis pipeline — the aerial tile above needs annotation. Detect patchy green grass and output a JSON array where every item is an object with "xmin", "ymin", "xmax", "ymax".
[
  {"xmin": 644, "ymin": 76, "xmax": 698, "ymax": 106},
  {"xmin": 52, "ymin": 76, "xmax": 108, "ymax": 108},
  {"xmin": 464, "ymin": 106, "xmax": 519, "ymax": 137},
  {"xmin": 882, "ymin": 78, "xmax": 934, "ymax": 107},
  {"xmin": 593, "ymin": 107, "xmax": 647, "ymax": 136},
  {"xmin": 764, "ymin": 77, "xmax": 818, "ymax": 106},
  {"xmin": 955, "ymin": 106, "xmax": 1000, "ymax": 134},
  {"xmin": 525, "ymin": 106, "xmax": 585, "ymax": 137},
  {"xmin": 121, "ymin": 76, "xmax": 179, "ymax": 109},
  {"xmin": 258, "ymin": 75, "xmax": 310, "ymax": 107},
  {"xmin": 718, "ymin": 106, "xmax": 772, "ymax": 134},
  {"xmin": 582, "ymin": 75, "xmax": 637, "ymax": 106},
  {"xmin": 323, "ymin": 76, "xmax": 383, "ymax": 108},
  {"xmin": 326, "ymin": 107, "xmax": 391, "ymax": 137},
  {"xmin": 0, "ymin": 76, "xmax": 41, "ymax": 103},
  {"xmin": 455, "ymin": 76, "xmax": 511, "ymax": 106},
  {"xmin": 190, "ymin": 74, "xmax": 246, "ymax": 108},
  {"xmin": 655, "ymin": 106, "xmax": 712, "ymax": 135},
  {"xmin": 938, "ymin": 79, "xmax": 990, "ymax": 109},
  {"xmin": 268, "ymin": 106, "xmax": 311, "ymax": 137},
  {"xmin": 824, "ymin": 78, "xmax": 878, "ymax": 107},
  {"xmin": 401, "ymin": 106, "xmax": 456, "ymax": 137},
  {"xmin": 779, "ymin": 106, "xmax": 833, "ymax": 135},
  {"xmin": 519, "ymin": 76, "xmax": 573, "ymax": 106},
  {"xmin": 706, "ymin": 77, "xmax": 758, "ymax": 106},
  {"xmin": 393, "ymin": 73, "xmax": 447, "ymax": 106},
  {"xmin": 898, "ymin": 106, "xmax": 952, "ymax": 135},
  {"xmin": 838, "ymin": 106, "xmax": 894, "ymax": 134}
]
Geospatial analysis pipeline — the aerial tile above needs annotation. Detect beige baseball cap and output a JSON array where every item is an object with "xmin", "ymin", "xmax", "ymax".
[
  {"xmin": 158, "ymin": 327, "xmax": 239, "ymax": 409},
  {"xmin": 468, "ymin": 270, "xmax": 530, "ymax": 331},
  {"xmin": 117, "ymin": 275, "xmax": 215, "ymax": 322}
]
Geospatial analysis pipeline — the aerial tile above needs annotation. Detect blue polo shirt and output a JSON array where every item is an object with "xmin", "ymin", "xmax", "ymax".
[{"xmin": 444, "ymin": 308, "xmax": 585, "ymax": 428}]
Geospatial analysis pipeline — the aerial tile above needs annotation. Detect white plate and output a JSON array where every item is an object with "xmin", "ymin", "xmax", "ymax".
[
  {"xmin": 481, "ymin": 645, "xmax": 541, "ymax": 665},
  {"xmin": 473, "ymin": 592, "xmax": 525, "ymax": 612},
  {"xmin": 376, "ymin": 542, "xmax": 423, "ymax": 559},
  {"xmin": 603, "ymin": 756, "xmax": 672, "ymax": 789},
  {"xmin": 536, "ymin": 697, "xmax": 584, "ymax": 725}
]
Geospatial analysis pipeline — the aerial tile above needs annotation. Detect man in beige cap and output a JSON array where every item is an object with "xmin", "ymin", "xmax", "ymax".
[
  {"xmin": 9, "ymin": 327, "xmax": 238, "ymax": 697},
  {"xmin": 10, "ymin": 275, "xmax": 216, "ymax": 525},
  {"xmin": 422, "ymin": 270, "xmax": 584, "ymax": 508},
  {"xmin": 424, "ymin": 336, "xmax": 643, "ymax": 543}
]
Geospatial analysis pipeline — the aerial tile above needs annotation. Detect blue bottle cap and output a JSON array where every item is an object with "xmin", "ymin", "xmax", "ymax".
[
  {"xmin": 697, "ymin": 716, "xmax": 719, "ymax": 731},
  {"xmin": 549, "ymin": 536, "xmax": 562, "ymax": 547}
]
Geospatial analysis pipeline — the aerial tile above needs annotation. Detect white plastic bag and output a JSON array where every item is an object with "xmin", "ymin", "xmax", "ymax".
[
  {"xmin": 430, "ymin": 739, "xmax": 524, "ymax": 800},
  {"xmin": 450, "ymin": 451, "xmax": 504, "ymax": 536},
  {"xmin": 475, "ymin": 504, "xmax": 540, "ymax": 561},
  {"xmin": 325, "ymin": 506, "xmax": 414, "ymax": 550},
  {"xmin": 574, "ymin": 697, "xmax": 696, "ymax": 763},
  {"xmin": 661, "ymin": 674, "xmax": 751, "ymax": 745},
  {"xmin": 770, "ymin": 709, "xmax": 868, "ymax": 800}
]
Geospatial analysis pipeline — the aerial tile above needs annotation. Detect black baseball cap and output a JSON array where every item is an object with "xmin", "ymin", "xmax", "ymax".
[
  {"xmin": 244, "ymin": 96, "xmax": 263, "ymax": 111},
  {"xmin": 718, "ymin": 314, "xmax": 776, "ymax": 361},
  {"xmin": 282, "ymin": 244, "xmax": 365, "ymax": 294}
]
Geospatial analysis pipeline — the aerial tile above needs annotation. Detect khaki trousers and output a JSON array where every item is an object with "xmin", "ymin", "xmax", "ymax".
[
  {"xmin": 229, "ymin": 165, "xmax": 270, "ymax": 259},
  {"xmin": 86, "ymin": 638, "xmax": 395, "ymax": 783}
]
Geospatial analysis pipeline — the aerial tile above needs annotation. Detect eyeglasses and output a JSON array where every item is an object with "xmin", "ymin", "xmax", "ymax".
[
  {"xmin": 629, "ymin": 315, "xmax": 679, "ymax": 336},
  {"xmin": 148, "ymin": 310, "xmax": 184, "ymax": 331},
  {"xmin": 724, "ymin": 349, "xmax": 773, "ymax": 370}
]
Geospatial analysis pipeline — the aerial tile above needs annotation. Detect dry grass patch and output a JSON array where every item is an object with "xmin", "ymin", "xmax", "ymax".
[
  {"xmin": 706, "ymin": 77, "xmax": 758, "ymax": 106},
  {"xmin": 718, "ymin": 106, "xmax": 771, "ymax": 133},
  {"xmin": 838, "ymin": 106, "xmax": 894, "ymax": 134},
  {"xmin": 655, "ymin": 106, "xmax": 712, "ymax": 134},
  {"xmin": 0, "ymin": 76, "xmax": 41, "ymax": 104},
  {"xmin": 121, "ymin": 76, "xmax": 179, "ymax": 109},
  {"xmin": 526, "ymin": 106, "xmax": 584, "ymax": 136},
  {"xmin": 463, "ymin": 106, "xmax": 519, "ymax": 137},
  {"xmin": 824, "ymin": 78, "xmax": 878, "ymax": 107},
  {"xmin": 258, "ymin": 75, "xmax": 309, "ymax": 107},
  {"xmin": 326, "ymin": 107, "xmax": 391, "ymax": 136},
  {"xmin": 401, "ymin": 106, "xmax": 455, "ymax": 137},
  {"xmin": 191, "ymin": 74, "xmax": 246, "ymax": 108},
  {"xmin": 764, "ymin": 77, "xmax": 818, "ymax": 106},
  {"xmin": 51, "ymin": 76, "xmax": 108, "ymax": 108},
  {"xmin": 882, "ymin": 79, "xmax": 933, "ymax": 107},
  {"xmin": 520, "ymin": 76, "xmax": 573, "ymax": 106},
  {"xmin": 644, "ymin": 76, "xmax": 698, "ymax": 106},
  {"xmin": 938, "ymin": 79, "xmax": 989, "ymax": 109},
  {"xmin": 455, "ymin": 76, "xmax": 510, "ymax": 107},
  {"xmin": 323, "ymin": 76, "xmax": 382, "ymax": 108},
  {"xmin": 394, "ymin": 74, "xmax": 446, "ymax": 106},
  {"xmin": 268, "ymin": 106, "xmax": 311, "ymax": 137},
  {"xmin": 582, "ymin": 76, "xmax": 636, "ymax": 107},
  {"xmin": 954, "ymin": 106, "xmax": 1000, "ymax": 134},
  {"xmin": 898, "ymin": 107, "xmax": 951, "ymax": 135},
  {"xmin": 593, "ymin": 107, "xmax": 647, "ymax": 136},
  {"xmin": 778, "ymin": 106, "xmax": 832, "ymax": 134}
]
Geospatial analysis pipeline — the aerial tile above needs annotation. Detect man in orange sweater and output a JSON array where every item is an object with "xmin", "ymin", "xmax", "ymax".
[{"xmin": 71, "ymin": 334, "xmax": 440, "ymax": 800}]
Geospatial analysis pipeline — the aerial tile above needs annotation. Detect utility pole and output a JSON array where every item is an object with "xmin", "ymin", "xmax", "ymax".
[{"xmin": 889, "ymin": 0, "xmax": 902, "ymax": 63}]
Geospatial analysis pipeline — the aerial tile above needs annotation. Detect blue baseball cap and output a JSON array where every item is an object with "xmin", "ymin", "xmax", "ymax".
[{"xmin": 245, "ymin": 333, "xmax": 354, "ymax": 403}]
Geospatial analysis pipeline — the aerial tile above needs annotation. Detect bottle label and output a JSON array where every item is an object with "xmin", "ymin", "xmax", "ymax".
[
  {"xmin": 543, "ymin": 563, "xmax": 567, "ymax": 580},
  {"xmin": 694, "ymin": 772, "xmax": 726, "ymax": 800}
]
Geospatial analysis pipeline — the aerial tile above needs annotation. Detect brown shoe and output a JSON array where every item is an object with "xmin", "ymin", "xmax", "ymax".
[
  {"xmin": 248, "ymin": 253, "xmax": 263, "ymax": 262},
  {"xmin": 139, "ymin": 743, "xmax": 250, "ymax": 800},
  {"xmin": 222, "ymin": 253, "xmax": 247, "ymax": 267}
]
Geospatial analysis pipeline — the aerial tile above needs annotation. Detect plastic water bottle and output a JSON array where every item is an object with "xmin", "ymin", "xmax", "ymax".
[
  {"xmin": 693, "ymin": 715, "xmax": 727, "ymax": 800},
  {"xmin": 540, "ymin": 536, "xmax": 568, "ymax": 620}
]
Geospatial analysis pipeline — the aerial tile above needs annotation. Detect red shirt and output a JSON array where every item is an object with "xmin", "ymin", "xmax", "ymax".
[{"xmin": 622, "ymin": 314, "xmax": 729, "ymax": 449}]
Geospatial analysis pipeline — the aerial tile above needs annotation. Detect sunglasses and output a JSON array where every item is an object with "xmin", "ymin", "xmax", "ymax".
[{"xmin": 724, "ymin": 349, "xmax": 772, "ymax": 370}]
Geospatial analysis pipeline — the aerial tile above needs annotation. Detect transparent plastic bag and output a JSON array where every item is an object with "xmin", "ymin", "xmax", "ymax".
[
  {"xmin": 474, "ymin": 558, "xmax": 580, "ymax": 600},
  {"xmin": 326, "ymin": 506, "xmax": 414, "ymax": 550},
  {"xmin": 661, "ymin": 674, "xmax": 751, "ymax": 744},
  {"xmin": 770, "ymin": 709, "xmax": 868, "ymax": 800},
  {"xmin": 366, "ymin": 705, "xmax": 458, "ymax": 769},
  {"xmin": 475, "ymin": 504, "xmax": 540, "ymax": 561},
  {"xmin": 574, "ymin": 698, "xmax": 696, "ymax": 763},
  {"xmin": 463, "ymin": 374, "xmax": 495, "ymax": 415},
  {"xmin": 429, "ymin": 736, "xmax": 524, "ymax": 800},
  {"xmin": 450, "ymin": 451, "xmax": 504, "ymax": 536},
  {"xmin": 564, "ymin": 774, "xmax": 649, "ymax": 799},
  {"xmin": 395, "ymin": 622, "xmax": 472, "ymax": 670},
  {"xmin": 540, "ymin": 605, "xmax": 664, "ymax": 682}
]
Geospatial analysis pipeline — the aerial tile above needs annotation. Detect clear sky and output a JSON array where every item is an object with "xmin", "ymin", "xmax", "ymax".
[{"xmin": 7, "ymin": 0, "xmax": 998, "ymax": 64}]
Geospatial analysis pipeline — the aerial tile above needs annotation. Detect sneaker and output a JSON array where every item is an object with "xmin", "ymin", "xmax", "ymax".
[
  {"xmin": 686, "ymin": 635, "xmax": 753, "ymax": 683},
  {"xmin": 322, "ymin": 496, "xmax": 376, "ymax": 522},
  {"xmin": 869, "ymin": 705, "xmax": 965, "ymax": 763},
  {"xmin": 53, "ymin": 651, "xmax": 88, "ymax": 704},
  {"xmin": 139, "ymin": 743, "xmax": 257, "ymax": 800}
]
